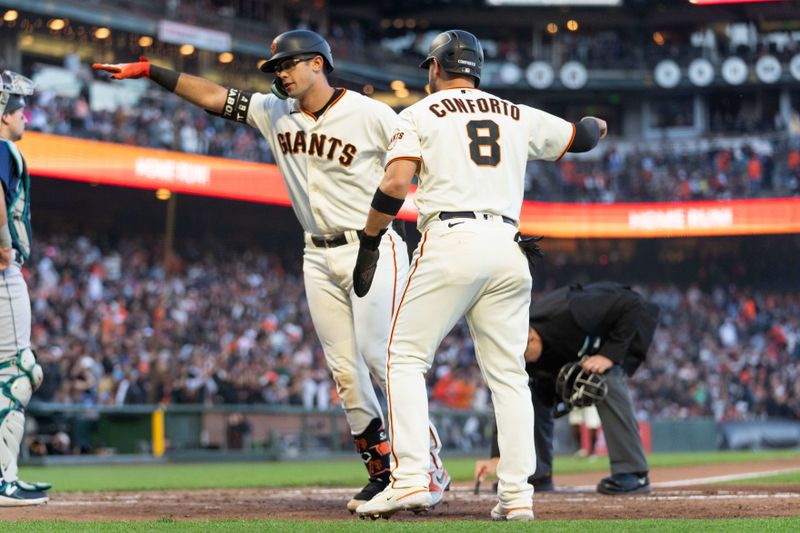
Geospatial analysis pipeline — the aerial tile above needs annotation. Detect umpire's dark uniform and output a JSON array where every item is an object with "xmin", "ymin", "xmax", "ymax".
[
  {"xmin": 531, "ymin": 282, "xmax": 658, "ymax": 493},
  {"xmin": 490, "ymin": 281, "xmax": 658, "ymax": 494}
]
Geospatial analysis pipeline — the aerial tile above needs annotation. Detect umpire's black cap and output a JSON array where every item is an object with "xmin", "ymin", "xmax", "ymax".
[
  {"xmin": 419, "ymin": 29, "xmax": 483, "ymax": 87},
  {"xmin": 261, "ymin": 30, "xmax": 334, "ymax": 73}
]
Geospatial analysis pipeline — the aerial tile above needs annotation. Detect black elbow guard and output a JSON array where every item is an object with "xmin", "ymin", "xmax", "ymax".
[
  {"xmin": 220, "ymin": 88, "xmax": 253, "ymax": 124},
  {"xmin": 568, "ymin": 118, "xmax": 601, "ymax": 153}
]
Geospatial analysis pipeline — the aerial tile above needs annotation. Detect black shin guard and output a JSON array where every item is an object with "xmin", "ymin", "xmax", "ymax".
[{"xmin": 354, "ymin": 418, "xmax": 390, "ymax": 482}]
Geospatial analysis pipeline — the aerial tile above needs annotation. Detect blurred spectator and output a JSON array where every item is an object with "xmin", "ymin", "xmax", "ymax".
[{"xmin": 24, "ymin": 234, "xmax": 799, "ymax": 425}]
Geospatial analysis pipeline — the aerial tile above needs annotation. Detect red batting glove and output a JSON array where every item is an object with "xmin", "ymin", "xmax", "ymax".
[{"xmin": 92, "ymin": 56, "xmax": 151, "ymax": 80}]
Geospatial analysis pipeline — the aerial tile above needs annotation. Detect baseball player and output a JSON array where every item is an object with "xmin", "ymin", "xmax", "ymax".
[
  {"xmin": 0, "ymin": 70, "xmax": 51, "ymax": 506},
  {"xmin": 351, "ymin": 30, "xmax": 607, "ymax": 521},
  {"xmin": 568, "ymin": 405, "xmax": 601, "ymax": 458},
  {"xmin": 93, "ymin": 30, "xmax": 449, "ymax": 511},
  {"xmin": 475, "ymin": 282, "xmax": 658, "ymax": 495}
]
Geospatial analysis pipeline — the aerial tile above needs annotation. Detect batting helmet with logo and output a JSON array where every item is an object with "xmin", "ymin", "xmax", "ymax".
[
  {"xmin": 261, "ymin": 30, "xmax": 334, "ymax": 73},
  {"xmin": 419, "ymin": 29, "xmax": 483, "ymax": 86}
]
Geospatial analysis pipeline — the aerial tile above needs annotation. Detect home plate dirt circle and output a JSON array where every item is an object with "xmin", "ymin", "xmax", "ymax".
[{"xmin": 4, "ymin": 458, "xmax": 800, "ymax": 521}]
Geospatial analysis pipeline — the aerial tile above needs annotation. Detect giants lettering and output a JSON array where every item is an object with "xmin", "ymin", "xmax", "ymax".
[{"xmin": 275, "ymin": 131, "xmax": 357, "ymax": 167}]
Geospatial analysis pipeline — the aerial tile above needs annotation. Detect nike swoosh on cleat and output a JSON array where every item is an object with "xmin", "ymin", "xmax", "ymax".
[{"xmin": 448, "ymin": 222, "xmax": 464, "ymax": 228}]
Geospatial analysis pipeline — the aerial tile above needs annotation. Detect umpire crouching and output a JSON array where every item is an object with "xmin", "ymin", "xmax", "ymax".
[{"xmin": 476, "ymin": 281, "xmax": 659, "ymax": 495}]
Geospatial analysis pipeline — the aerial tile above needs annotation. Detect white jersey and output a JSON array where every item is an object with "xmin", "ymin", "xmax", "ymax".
[
  {"xmin": 246, "ymin": 90, "xmax": 398, "ymax": 235},
  {"xmin": 386, "ymin": 87, "xmax": 575, "ymax": 228}
]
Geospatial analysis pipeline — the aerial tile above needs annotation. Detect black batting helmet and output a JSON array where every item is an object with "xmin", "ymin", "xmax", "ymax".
[
  {"xmin": 261, "ymin": 30, "xmax": 334, "ymax": 73},
  {"xmin": 419, "ymin": 29, "xmax": 483, "ymax": 87}
]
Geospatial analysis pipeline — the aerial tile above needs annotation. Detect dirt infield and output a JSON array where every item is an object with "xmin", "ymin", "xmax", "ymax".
[{"xmin": 5, "ymin": 458, "xmax": 800, "ymax": 521}]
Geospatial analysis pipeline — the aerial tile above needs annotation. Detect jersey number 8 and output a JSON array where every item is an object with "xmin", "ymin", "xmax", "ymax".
[{"xmin": 466, "ymin": 120, "xmax": 500, "ymax": 167}]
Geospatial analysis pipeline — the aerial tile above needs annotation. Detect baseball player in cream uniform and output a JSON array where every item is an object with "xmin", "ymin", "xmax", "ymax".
[
  {"xmin": 352, "ymin": 30, "xmax": 607, "ymax": 521},
  {"xmin": 94, "ymin": 30, "xmax": 449, "ymax": 511}
]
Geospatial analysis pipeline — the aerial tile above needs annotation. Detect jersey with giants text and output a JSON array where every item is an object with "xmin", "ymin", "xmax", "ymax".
[{"xmin": 246, "ymin": 90, "xmax": 398, "ymax": 235}]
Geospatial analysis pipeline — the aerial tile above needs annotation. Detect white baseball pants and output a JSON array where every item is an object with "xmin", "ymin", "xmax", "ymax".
[
  {"xmin": 386, "ymin": 216, "xmax": 535, "ymax": 509},
  {"xmin": 303, "ymin": 228, "xmax": 408, "ymax": 435}
]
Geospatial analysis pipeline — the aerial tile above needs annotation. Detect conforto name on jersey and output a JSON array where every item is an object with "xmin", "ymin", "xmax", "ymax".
[{"xmin": 428, "ymin": 96, "xmax": 520, "ymax": 120}]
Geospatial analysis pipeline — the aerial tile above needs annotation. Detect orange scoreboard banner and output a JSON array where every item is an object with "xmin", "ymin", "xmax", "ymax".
[
  {"xmin": 19, "ymin": 131, "xmax": 290, "ymax": 206},
  {"xmin": 20, "ymin": 132, "xmax": 800, "ymax": 238}
]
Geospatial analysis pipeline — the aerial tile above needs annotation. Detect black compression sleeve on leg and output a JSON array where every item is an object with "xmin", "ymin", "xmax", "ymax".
[
  {"xmin": 371, "ymin": 188, "xmax": 405, "ymax": 216},
  {"xmin": 149, "ymin": 65, "xmax": 180, "ymax": 92},
  {"xmin": 567, "ymin": 118, "xmax": 601, "ymax": 153}
]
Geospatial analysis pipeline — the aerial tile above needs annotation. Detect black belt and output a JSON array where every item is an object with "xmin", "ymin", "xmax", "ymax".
[
  {"xmin": 13, "ymin": 250, "xmax": 24, "ymax": 265},
  {"xmin": 439, "ymin": 211, "xmax": 516, "ymax": 226},
  {"xmin": 310, "ymin": 233, "xmax": 349, "ymax": 248}
]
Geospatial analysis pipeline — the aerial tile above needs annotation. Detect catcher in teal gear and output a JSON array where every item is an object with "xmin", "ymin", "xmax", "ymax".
[{"xmin": 0, "ymin": 69, "xmax": 51, "ymax": 506}]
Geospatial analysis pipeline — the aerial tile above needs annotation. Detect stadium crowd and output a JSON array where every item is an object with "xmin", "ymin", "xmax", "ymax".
[{"xmin": 27, "ymin": 235, "xmax": 800, "ymax": 425}]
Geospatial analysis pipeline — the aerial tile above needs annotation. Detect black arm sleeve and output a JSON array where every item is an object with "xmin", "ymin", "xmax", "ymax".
[
  {"xmin": 149, "ymin": 65, "xmax": 180, "ymax": 92},
  {"xmin": 567, "ymin": 117, "xmax": 601, "ymax": 153}
]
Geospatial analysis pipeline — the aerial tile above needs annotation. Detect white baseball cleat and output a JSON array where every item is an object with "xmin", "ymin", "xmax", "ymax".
[
  {"xmin": 429, "ymin": 466, "xmax": 451, "ymax": 507},
  {"xmin": 490, "ymin": 503, "xmax": 534, "ymax": 521},
  {"xmin": 355, "ymin": 485, "xmax": 432, "ymax": 520}
]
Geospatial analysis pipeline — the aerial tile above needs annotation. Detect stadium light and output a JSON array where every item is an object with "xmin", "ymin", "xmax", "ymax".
[
  {"xmin": 94, "ymin": 27, "xmax": 111, "ymax": 40},
  {"xmin": 567, "ymin": 20, "xmax": 579, "ymax": 31},
  {"xmin": 546, "ymin": 23, "xmax": 558, "ymax": 34},
  {"xmin": 390, "ymin": 80, "xmax": 406, "ymax": 91},
  {"xmin": 218, "ymin": 52, "xmax": 234, "ymax": 63},
  {"xmin": 3, "ymin": 10, "xmax": 18, "ymax": 22},
  {"xmin": 653, "ymin": 32, "xmax": 666, "ymax": 46},
  {"xmin": 138, "ymin": 36, "xmax": 153, "ymax": 48},
  {"xmin": 156, "ymin": 189, "xmax": 172, "ymax": 201},
  {"xmin": 179, "ymin": 44, "xmax": 195, "ymax": 56},
  {"xmin": 48, "ymin": 18, "xmax": 66, "ymax": 31}
]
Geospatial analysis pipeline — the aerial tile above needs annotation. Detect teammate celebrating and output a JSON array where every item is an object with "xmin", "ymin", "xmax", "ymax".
[
  {"xmin": 93, "ymin": 30, "xmax": 449, "ymax": 511},
  {"xmin": 352, "ymin": 30, "xmax": 607, "ymax": 521},
  {"xmin": 0, "ymin": 70, "xmax": 51, "ymax": 506}
]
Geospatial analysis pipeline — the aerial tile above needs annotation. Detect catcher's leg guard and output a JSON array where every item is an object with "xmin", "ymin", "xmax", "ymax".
[{"xmin": 0, "ymin": 348, "xmax": 43, "ymax": 483}]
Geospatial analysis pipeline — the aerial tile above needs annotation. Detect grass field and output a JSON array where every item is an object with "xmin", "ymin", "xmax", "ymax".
[
  {"xmin": 19, "ymin": 449, "xmax": 800, "ymax": 492},
  {"xmin": 8, "ymin": 517, "xmax": 800, "ymax": 532}
]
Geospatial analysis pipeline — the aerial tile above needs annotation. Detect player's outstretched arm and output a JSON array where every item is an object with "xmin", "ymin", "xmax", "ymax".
[
  {"xmin": 567, "ymin": 116, "xmax": 608, "ymax": 153},
  {"xmin": 92, "ymin": 57, "xmax": 227, "ymax": 115}
]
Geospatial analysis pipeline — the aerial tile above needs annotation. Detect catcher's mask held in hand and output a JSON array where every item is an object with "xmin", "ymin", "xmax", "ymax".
[
  {"xmin": 0, "ymin": 70, "xmax": 35, "ymax": 115},
  {"xmin": 553, "ymin": 359, "xmax": 608, "ymax": 417}
]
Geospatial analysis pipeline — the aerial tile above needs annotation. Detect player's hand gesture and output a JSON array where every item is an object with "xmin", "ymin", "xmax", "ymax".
[
  {"xmin": 353, "ymin": 229, "xmax": 386, "ymax": 297},
  {"xmin": 584, "ymin": 116, "xmax": 608, "ymax": 139},
  {"xmin": 92, "ymin": 57, "xmax": 151, "ymax": 80}
]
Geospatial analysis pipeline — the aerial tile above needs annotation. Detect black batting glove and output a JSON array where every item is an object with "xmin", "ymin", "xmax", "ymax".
[{"xmin": 353, "ymin": 228, "xmax": 387, "ymax": 298}]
